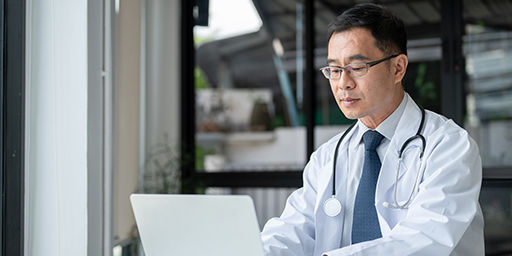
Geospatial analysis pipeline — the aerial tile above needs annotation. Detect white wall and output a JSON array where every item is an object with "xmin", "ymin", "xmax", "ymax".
[{"xmin": 25, "ymin": 0, "xmax": 92, "ymax": 255}]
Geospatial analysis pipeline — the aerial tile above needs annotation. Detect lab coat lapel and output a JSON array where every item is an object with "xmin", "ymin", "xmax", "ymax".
[
  {"xmin": 315, "ymin": 158, "xmax": 343, "ymax": 253},
  {"xmin": 315, "ymin": 127, "xmax": 355, "ymax": 254},
  {"xmin": 317, "ymin": 158, "xmax": 335, "ymax": 205},
  {"xmin": 376, "ymin": 95, "xmax": 423, "ymax": 205},
  {"xmin": 317, "ymin": 125, "xmax": 358, "ymax": 200}
]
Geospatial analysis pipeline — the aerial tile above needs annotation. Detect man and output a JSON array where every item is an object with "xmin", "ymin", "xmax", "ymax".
[{"xmin": 261, "ymin": 3, "xmax": 484, "ymax": 256}]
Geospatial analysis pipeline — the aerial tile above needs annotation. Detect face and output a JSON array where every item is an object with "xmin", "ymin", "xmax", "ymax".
[{"xmin": 327, "ymin": 27, "xmax": 406, "ymax": 129}]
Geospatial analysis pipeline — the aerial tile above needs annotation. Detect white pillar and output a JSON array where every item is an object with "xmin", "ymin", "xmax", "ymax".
[
  {"xmin": 145, "ymin": 0, "xmax": 181, "ymax": 151},
  {"xmin": 25, "ymin": 0, "xmax": 90, "ymax": 255}
]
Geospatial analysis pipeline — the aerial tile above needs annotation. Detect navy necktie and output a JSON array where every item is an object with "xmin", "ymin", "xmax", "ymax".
[{"xmin": 352, "ymin": 130, "xmax": 384, "ymax": 244}]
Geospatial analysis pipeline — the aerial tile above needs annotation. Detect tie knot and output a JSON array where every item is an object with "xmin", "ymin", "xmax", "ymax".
[{"xmin": 363, "ymin": 130, "xmax": 384, "ymax": 151}]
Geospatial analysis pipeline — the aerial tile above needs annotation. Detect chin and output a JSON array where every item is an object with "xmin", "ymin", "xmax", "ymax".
[
  {"xmin": 339, "ymin": 103, "xmax": 364, "ymax": 120},
  {"xmin": 340, "ymin": 109, "xmax": 360, "ymax": 120}
]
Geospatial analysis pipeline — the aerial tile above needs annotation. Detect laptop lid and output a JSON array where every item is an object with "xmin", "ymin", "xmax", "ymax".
[{"xmin": 130, "ymin": 194, "xmax": 265, "ymax": 256}]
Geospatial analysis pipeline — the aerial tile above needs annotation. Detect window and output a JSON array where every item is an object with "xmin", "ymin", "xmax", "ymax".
[
  {"xmin": 464, "ymin": 0, "xmax": 512, "ymax": 168},
  {"xmin": 194, "ymin": 0, "xmax": 307, "ymax": 173},
  {"xmin": 463, "ymin": 1, "xmax": 512, "ymax": 252}
]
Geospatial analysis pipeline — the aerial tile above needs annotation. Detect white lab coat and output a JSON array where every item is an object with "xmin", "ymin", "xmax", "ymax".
[{"xmin": 261, "ymin": 95, "xmax": 484, "ymax": 256}]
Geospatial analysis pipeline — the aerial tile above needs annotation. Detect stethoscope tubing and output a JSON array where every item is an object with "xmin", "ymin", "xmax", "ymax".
[
  {"xmin": 331, "ymin": 122, "xmax": 357, "ymax": 196},
  {"xmin": 329, "ymin": 106, "xmax": 426, "ymax": 212}
]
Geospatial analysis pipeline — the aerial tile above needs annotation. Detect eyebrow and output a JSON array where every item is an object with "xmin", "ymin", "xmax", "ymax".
[
  {"xmin": 327, "ymin": 54, "xmax": 371, "ymax": 65},
  {"xmin": 348, "ymin": 54, "xmax": 371, "ymax": 61}
]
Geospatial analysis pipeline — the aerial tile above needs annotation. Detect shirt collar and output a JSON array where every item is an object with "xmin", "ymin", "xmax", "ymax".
[
  {"xmin": 375, "ymin": 93, "xmax": 408, "ymax": 141},
  {"xmin": 352, "ymin": 93, "xmax": 408, "ymax": 145}
]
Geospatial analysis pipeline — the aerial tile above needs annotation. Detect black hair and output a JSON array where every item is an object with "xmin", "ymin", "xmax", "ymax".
[{"xmin": 327, "ymin": 3, "xmax": 407, "ymax": 56}]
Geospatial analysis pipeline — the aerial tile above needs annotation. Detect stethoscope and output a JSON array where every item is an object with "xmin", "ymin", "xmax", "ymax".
[{"xmin": 323, "ymin": 107, "xmax": 426, "ymax": 217}]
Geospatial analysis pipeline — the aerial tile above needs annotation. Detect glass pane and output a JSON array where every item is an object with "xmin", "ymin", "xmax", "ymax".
[
  {"xmin": 464, "ymin": 1, "xmax": 512, "ymax": 167},
  {"xmin": 194, "ymin": 0, "xmax": 307, "ymax": 171},
  {"xmin": 205, "ymin": 187, "xmax": 297, "ymax": 229},
  {"xmin": 480, "ymin": 182, "xmax": 512, "ymax": 254},
  {"xmin": 314, "ymin": 1, "xmax": 441, "ymax": 147}
]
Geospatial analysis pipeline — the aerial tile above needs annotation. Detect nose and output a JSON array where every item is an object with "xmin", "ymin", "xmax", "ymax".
[{"xmin": 334, "ymin": 71, "xmax": 355, "ymax": 90}]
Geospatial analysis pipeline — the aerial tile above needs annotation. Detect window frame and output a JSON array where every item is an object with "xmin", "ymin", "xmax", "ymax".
[{"xmin": 1, "ymin": 0, "xmax": 26, "ymax": 255}]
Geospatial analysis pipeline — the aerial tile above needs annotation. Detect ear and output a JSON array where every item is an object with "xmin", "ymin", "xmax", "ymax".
[{"xmin": 393, "ymin": 54, "xmax": 408, "ymax": 84}]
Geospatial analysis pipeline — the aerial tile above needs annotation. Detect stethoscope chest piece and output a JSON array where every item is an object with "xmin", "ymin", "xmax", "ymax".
[{"xmin": 324, "ymin": 197, "xmax": 342, "ymax": 217}]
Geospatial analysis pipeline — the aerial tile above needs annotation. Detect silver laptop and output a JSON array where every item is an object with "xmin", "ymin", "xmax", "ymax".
[{"xmin": 130, "ymin": 194, "xmax": 265, "ymax": 256}]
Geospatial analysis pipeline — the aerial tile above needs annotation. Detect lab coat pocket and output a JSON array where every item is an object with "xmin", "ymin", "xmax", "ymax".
[
  {"xmin": 395, "ymin": 144, "xmax": 423, "ymax": 202},
  {"xmin": 380, "ymin": 145, "xmax": 423, "ymax": 230},
  {"xmin": 382, "ymin": 202, "xmax": 409, "ymax": 231}
]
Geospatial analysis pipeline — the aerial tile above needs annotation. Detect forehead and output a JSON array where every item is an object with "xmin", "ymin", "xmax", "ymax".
[{"xmin": 327, "ymin": 28, "xmax": 383, "ymax": 62}]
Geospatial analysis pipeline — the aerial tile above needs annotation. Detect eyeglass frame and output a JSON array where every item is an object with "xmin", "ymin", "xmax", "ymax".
[{"xmin": 319, "ymin": 54, "xmax": 399, "ymax": 80}]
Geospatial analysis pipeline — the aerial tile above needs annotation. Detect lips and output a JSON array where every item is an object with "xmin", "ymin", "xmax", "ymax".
[
  {"xmin": 340, "ymin": 97, "xmax": 360, "ymax": 107},
  {"xmin": 341, "ymin": 97, "xmax": 358, "ymax": 102}
]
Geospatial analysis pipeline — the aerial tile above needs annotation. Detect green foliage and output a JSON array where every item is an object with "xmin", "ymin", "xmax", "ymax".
[
  {"xmin": 272, "ymin": 115, "xmax": 285, "ymax": 128},
  {"xmin": 414, "ymin": 63, "xmax": 437, "ymax": 106},
  {"xmin": 194, "ymin": 35, "xmax": 213, "ymax": 45},
  {"xmin": 195, "ymin": 67, "xmax": 210, "ymax": 89},
  {"xmin": 194, "ymin": 34, "xmax": 213, "ymax": 90},
  {"xmin": 195, "ymin": 145, "xmax": 215, "ymax": 170}
]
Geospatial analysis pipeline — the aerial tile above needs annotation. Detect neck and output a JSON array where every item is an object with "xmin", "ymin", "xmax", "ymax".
[{"xmin": 360, "ymin": 90, "xmax": 404, "ymax": 129}]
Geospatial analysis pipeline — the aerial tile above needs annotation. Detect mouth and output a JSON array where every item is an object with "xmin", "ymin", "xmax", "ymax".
[{"xmin": 340, "ymin": 97, "xmax": 360, "ymax": 106}]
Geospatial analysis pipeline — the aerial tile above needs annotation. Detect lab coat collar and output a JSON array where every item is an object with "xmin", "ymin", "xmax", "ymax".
[
  {"xmin": 317, "ymin": 124, "xmax": 360, "ymax": 209},
  {"xmin": 376, "ymin": 93, "xmax": 423, "ymax": 204}
]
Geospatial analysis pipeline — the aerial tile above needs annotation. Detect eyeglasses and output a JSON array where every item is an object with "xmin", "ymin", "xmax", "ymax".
[{"xmin": 319, "ymin": 54, "xmax": 399, "ymax": 80}]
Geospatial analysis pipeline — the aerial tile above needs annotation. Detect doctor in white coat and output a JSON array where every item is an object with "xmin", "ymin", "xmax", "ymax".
[{"xmin": 261, "ymin": 3, "xmax": 484, "ymax": 256}]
